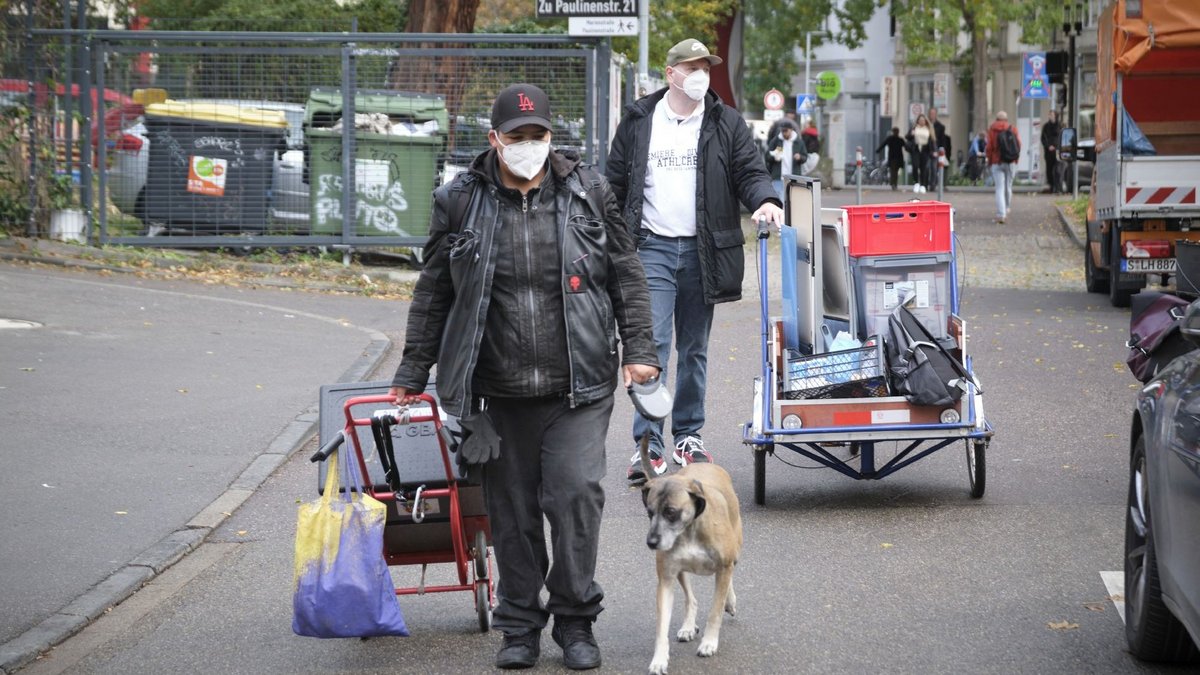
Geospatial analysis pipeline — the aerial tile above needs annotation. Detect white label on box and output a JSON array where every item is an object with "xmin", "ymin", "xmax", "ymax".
[
  {"xmin": 872, "ymin": 409, "xmax": 911, "ymax": 424},
  {"xmin": 883, "ymin": 280, "xmax": 930, "ymax": 309}
]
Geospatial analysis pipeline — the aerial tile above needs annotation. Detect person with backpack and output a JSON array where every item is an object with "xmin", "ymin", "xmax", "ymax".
[
  {"xmin": 389, "ymin": 83, "xmax": 660, "ymax": 670},
  {"xmin": 987, "ymin": 110, "xmax": 1021, "ymax": 223}
]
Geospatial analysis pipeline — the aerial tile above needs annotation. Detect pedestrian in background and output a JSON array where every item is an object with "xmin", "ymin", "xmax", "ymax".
[
  {"xmin": 987, "ymin": 110, "xmax": 1021, "ymax": 223},
  {"xmin": 389, "ymin": 83, "xmax": 660, "ymax": 671},
  {"xmin": 906, "ymin": 113, "xmax": 934, "ymax": 193},
  {"xmin": 606, "ymin": 38, "xmax": 783, "ymax": 484},
  {"xmin": 876, "ymin": 127, "xmax": 907, "ymax": 191},
  {"xmin": 766, "ymin": 110, "xmax": 800, "ymax": 149},
  {"xmin": 966, "ymin": 132, "xmax": 986, "ymax": 182},
  {"xmin": 1041, "ymin": 110, "xmax": 1061, "ymax": 194},
  {"xmin": 800, "ymin": 118, "xmax": 821, "ymax": 175},
  {"xmin": 767, "ymin": 124, "xmax": 803, "ymax": 199},
  {"xmin": 928, "ymin": 107, "xmax": 951, "ymax": 174}
]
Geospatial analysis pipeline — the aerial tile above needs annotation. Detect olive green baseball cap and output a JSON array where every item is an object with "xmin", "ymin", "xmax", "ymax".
[{"xmin": 666, "ymin": 38, "xmax": 723, "ymax": 67}]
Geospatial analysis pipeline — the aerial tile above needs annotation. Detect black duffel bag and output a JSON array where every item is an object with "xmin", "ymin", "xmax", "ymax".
[{"xmin": 885, "ymin": 301, "xmax": 977, "ymax": 407}]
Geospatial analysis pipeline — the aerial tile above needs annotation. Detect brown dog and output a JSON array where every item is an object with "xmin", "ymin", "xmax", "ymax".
[{"xmin": 639, "ymin": 436, "xmax": 742, "ymax": 674}]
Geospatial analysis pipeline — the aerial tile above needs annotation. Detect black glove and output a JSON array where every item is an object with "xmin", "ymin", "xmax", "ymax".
[{"xmin": 457, "ymin": 411, "xmax": 501, "ymax": 465}]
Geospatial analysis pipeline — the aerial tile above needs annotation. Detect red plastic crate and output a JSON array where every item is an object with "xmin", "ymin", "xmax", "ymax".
[{"xmin": 845, "ymin": 201, "xmax": 952, "ymax": 257}]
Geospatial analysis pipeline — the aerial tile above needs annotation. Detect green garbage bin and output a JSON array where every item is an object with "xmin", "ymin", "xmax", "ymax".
[{"xmin": 304, "ymin": 89, "xmax": 448, "ymax": 237}]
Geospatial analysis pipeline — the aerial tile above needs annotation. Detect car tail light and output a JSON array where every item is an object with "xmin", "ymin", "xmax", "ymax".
[
  {"xmin": 1125, "ymin": 240, "xmax": 1170, "ymax": 258},
  {"xmin": 114, "ymin": 134, "xmax": 143, "ymax": 152}
]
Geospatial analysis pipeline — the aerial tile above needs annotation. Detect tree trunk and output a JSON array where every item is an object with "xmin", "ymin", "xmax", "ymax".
[
  {"xmin": 389, "ymin": 0, "xmax": 480, "ymax": 149},
  {"xmin": 971, "ymin": 28, "xmax": 988, "ymax": 138},
  {"xmin": 404, "ymin": 0, "xmax": 480, "ymax": 33}
]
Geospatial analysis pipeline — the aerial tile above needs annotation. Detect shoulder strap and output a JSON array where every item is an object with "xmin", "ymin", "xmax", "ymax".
[
  {"xmin": 447, "ymin": 173, "xmax": 479, "ymax": 233},
  {"xmin": 571, "ymin": 165, "xmax": 608, "ymax": 220},
  {"xmin": 898, "ymin": 305, "xmax": 979, "ymax": 390}
]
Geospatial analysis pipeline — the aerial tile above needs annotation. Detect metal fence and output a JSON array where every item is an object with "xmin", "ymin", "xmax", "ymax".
[{"xmin": 4, "ymin": 29, "xmax": 613, "ymax": 249}]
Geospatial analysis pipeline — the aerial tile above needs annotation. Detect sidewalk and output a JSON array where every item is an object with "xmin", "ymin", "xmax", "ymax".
[{"xmin": 0, "ymin": 249, "xmax": 402, "ymax": 673}]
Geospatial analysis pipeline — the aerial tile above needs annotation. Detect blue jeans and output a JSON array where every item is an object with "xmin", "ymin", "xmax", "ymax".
[
  {"xmin": 991, "ymin": 162, "xmax": 1014, "ymax": 218},
  {"xmin": 772, "ymin": 178, "xmax": 784, "ymax": 202},
  {"xmin": 633, "ymin": 231, "xmax": 715, "ymax": 452}
]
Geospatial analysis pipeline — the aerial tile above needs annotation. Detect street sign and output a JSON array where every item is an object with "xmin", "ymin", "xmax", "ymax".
[
  {"xmin": 764, "ymin": 109, "xmax": 783, "ymax": 121},
  {"xmin": 932, "ymin": 72, "xmax": 949, "ymax": 115},
  {"xmin": 880, "ymin": 75, "xmax": 898, "ymax": 118},
  {"xmin": 1022, "ymin": 51, "xmax": 1049, "ymax": 99},
  {"xmin": 537, "ymin": 0, "xmax": 638, "ymax": 18},
  {"xmin": 567, "ymin": 16, "xmax": 638, "ymax": 36},
  {"xmin": 763, "ymin": 88, "xmax": 784, "ymax": 111},
  {"xmin": 814, "ymin": 71, "xmax": 841, "ymax": 100},
  {"xmin": 796, "ymin": 93, "xmax": 815, "ymax": 114}
]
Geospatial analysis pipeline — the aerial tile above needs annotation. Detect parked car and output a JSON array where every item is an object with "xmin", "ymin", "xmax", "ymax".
[{"xmin": 1126, "ymin": 299, "xmax": 1200, "ymax": 663}]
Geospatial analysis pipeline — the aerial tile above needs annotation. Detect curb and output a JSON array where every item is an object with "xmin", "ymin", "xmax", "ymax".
[
  {"xmin": 1055, "ymin": 203, "xmax": 1086, "ymax": 251},
  {"xmin": 0, "ymin": 266, "xmax": 392, "ymax": 674}
]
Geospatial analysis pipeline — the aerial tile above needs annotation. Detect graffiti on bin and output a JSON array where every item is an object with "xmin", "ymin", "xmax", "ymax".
[
  {"xmin": 154, "ymin": 130, "xmax": 189, "ymax": 168},
  {"xmin": 314, "ymin": 169, "xmax": 410, "ymax": 233},
  {"xmin": 152, "ymin": 130, "xmax": 251, "ymax": 170},
  {"xmin": 193, "ymin": 136, "xmax": 249, "ymax": 167}
]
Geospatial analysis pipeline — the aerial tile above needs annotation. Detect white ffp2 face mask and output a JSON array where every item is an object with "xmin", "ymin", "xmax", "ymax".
[
  {"xmin": 672, "ymin": 69, "xmax": 709, "ymax": 102},
  {"xmin": 496, "ymin": 137, "xmax": 551, "ymax": 180}
]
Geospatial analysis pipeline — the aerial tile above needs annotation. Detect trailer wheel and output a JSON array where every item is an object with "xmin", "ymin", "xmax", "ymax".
[
  {"xmin": 475, "ymin": 580, "xmax": 492, "ymax": 633},
  {"xmin": 753, "ymin": 445, "xmax": 769, "ymax": 506},
  {"xmin": 967, "ymin": 441, "xmax": 986, "ymax": 499}
]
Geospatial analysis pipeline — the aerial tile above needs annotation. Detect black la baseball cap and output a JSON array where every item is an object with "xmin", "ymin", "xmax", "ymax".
[{"xmin": 491, "ymin": 83, "xmax": 552, "ymax": 134}]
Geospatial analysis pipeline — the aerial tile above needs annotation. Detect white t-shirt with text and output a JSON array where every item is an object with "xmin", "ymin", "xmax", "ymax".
[{"xmin": 641, "ymin": 97, "xmax": 704, "ymax": 237}]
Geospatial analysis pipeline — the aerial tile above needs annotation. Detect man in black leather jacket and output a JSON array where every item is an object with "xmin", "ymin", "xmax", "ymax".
[
  {"xmin": 606, "ymin": 38, "xmax": 783, "ymax": 483},
  {"xmin": 389, "ymin": 84, "xmax": 659, "ymax": 671}
]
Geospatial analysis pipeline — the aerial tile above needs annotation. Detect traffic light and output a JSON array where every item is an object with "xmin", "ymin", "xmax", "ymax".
[{"xmin": 1047, "ymin": 50, "xmax": 1068, "ymax": 84}]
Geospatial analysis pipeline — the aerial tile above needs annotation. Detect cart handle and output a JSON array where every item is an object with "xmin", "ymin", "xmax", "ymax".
[
  {"xmin": 755, "ymin": 215, "xmax": 771, "ymax": 240},
  {"xmin": 310, "ymin": 429, "xmax": 345, "ymax": 463}
]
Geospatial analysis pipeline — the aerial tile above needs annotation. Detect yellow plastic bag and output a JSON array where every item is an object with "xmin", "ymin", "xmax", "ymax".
[{"xmin": 292, "ymin": 448, "xmax": 408, "ymax": 638}]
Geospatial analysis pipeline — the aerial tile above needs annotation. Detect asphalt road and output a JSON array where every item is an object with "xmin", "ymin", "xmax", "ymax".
[{"xmin": 5, "ymin": 190, "xmax": 1191, "ymax": 674}]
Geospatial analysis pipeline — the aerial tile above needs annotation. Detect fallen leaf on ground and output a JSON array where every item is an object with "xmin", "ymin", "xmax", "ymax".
[
  {"xmin": 1083, "ymin": 602, "xmax": 1106, "ymax": 612},
  {"xmin": 1047, "ymin": 621, "xmax": 1079, "ymax": 630}
]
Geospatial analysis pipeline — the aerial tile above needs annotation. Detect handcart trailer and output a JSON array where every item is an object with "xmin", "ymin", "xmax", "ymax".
[
  {"xmin": 742, "ymin": 179, "xmax": 994, "ymax": 506},
  {"xmin": 311, "ymin": 385, "xmax": 494, "ymax": 632}
]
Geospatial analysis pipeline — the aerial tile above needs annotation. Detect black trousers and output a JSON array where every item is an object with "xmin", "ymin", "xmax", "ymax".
[
  {"xmin": 1044, "ymin": 150, "xmax": 1060, "ymax": 192},
  {"xmin": 481, "ymin": 393, "xmax": 613, "ymax": 634}
]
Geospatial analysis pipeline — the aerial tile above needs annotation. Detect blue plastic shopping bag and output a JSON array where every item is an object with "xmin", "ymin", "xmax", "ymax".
[{"xmin": 292, "ymin": 447, "xmax": 409, "ymax": 638}]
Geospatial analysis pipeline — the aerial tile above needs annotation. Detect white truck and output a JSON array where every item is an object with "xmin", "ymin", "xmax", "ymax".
[{"xmin": 1065, "ymin": 0, "xmax": 1200, "ymax": 307}]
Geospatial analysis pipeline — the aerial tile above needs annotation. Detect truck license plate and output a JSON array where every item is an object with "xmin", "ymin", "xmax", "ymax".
[{"xmin": 1122, "ymin": 258, "xmax": 1176, "ymax": 273}]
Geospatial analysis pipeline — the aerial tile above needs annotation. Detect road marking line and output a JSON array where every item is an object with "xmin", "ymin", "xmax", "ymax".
[{"xmin": 1101, "ymin": 570, "xmax": 1126, "ymax": 624}]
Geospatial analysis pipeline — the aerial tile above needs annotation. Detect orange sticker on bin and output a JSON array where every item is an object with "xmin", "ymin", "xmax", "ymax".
[
  {"xmin": 846, "ymin": 201, "xmax": 952, "ymax": 257},
  {"xmin": 187, "ymin": 156, "xmax": 227, "ymax": 197}
]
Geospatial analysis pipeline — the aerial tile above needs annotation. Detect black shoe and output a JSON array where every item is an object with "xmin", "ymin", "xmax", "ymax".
[
  {"xmin": 551, "ymin": 616, "xmax": 601, "ymax": 670},
  {"xmin": 496, "ymin": 630, "xmax": 540, "ymax": 669}
]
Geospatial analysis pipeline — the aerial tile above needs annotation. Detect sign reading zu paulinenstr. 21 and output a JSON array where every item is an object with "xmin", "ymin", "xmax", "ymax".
[{"xmin": 536, "ymin": 0, "xmax": 638, "ymax": 18}]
